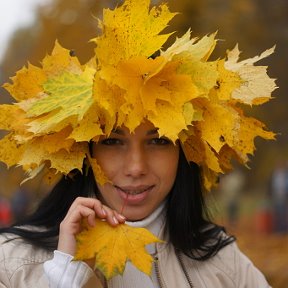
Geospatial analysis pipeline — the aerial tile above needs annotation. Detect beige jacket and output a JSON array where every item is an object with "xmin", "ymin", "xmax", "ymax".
[{"xmin": 0, "ymin": 233, "xmax": 271, "ymax": 288}]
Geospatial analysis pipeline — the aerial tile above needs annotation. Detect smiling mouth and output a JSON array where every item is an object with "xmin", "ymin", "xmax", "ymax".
[{"xmin": 115, "ymin": 185, "xmax": 154, "ymax": 195}]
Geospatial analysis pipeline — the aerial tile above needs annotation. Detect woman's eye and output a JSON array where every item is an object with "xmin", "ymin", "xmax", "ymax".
[
  {"xmin": 100, "ymin": 138, "xmax": 122, "ymax": 145},
  {"xmin": 150, "ymin": 137, "xmax": 171, "ymax": 145}
]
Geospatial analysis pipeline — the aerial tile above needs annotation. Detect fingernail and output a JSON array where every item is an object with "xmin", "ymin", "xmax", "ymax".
[
  {"xmin": 101, "ymin": 208, "xmax": 107, "ymax": 216},
  {"xmin": 113, "ymin": 216, "xmax": 119, "ymax": 224},
  {"xmin": 118, "ymin": 214, "xmax": 126, "ymax": 220}
]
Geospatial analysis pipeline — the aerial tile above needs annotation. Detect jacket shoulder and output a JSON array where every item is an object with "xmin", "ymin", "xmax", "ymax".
[
  {"xmin": 191, "ymin": 241, "xmax": 270, "ymax": 287},
  {"xmin": 0, "ymin": 234, "xmax": 53, "ymax": 287}
]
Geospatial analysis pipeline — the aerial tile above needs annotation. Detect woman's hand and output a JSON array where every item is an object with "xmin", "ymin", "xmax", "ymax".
[{"xmin": 57, "ymin": 197, "xmax": 125, "ymax": 257}]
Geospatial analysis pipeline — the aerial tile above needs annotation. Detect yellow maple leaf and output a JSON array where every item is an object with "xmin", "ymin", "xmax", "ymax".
[
  {"xmin": 3, "ymin": 41, "xmax": 82, "ymax": 103},
  {"xmin": 162, "ymin": 31, "xmax": 218, "ymax": 97},
  {"xmin": 147, "ymin": 100, "xmax": 186, "ymax": 143},
  {"xmin": 210, "ymin": 59, "xmax": 243, "ymax": 101},
  {"xmin": 113, "ymin": 56, "xmax": 168, "ymax": 108},
  {"xmin": 41, "ymin": 40, "xmax": 83, "ymax": 77},
  {"xmin": 41, "ymin": 127, "xmax": 74, "ymax": 154},
  {"xmin": 87, "ymin": 154, "xmax": 110, "ymax": 186},
  {"xmin": 196, "ymin": 99, "xmax": 239, "ymax": 153},
  {"xmin": 48, "ymin": 143, "xmax": 88, "ymax": 174},
  {"xmin": 162, "ymin": 30, "xmax": 217, "ymax": 63},
  {"xmin": 75, "ymin": 219, "xmax": 163, "ymax": 279},
  {"xmin": 0, "ymin": 104, "xmax": 28, "ymax": 132},
  {"xmin": 68, "ymin": 103, "xmax": 103, "ymax": 142},
  {"xmin": 142, "ymin": 61, "xmax": 199, "ymax": 111},
  {"xmin": 121, "ymin": 98, "xmax": 145, "ymax": 133},
  {"xmin": 0, "ymin": 133, "xmax": 25, "ymax": 168},
  {"xmin": 225, "ymin": 45, "xmax": 277, "ymax": 105},
  {"xmin": 235, "ymin": 113, "xmax": 276, "ymax": 157},
  {"xmin": 27, "ymin": 66, "xmax": 95, "ymax": 134},
  {"xmin": 93, "ymin": 75, "xmax": 126, "ymax": 136},
  {"xmin": 178, "ymin": 60, "xmax": 218, "ymax": 96},
  {"xmin": 19, "ymin": 141, "xmax": 88, "ymax": 175},
  {"xmin": 27, "ymin": 110, "xmax": 77, "ymax": 136},
  {"xmin": 3, "ymin": 63, "xmax": 47, "ymax": 101},
  {"xmin": 94, "ymin": 0, "xmax": 176, "ymax": 66},
  {"xmin": 180, "ymin": 128, "xmax": 222, "ymax": 174},
  {"xmin": 179, "ymin": 130, "xmax": 206, "ymax": 165},
  {"xmin": 183, "ymin": 102, "xmax": 198, "ymax": 125}
]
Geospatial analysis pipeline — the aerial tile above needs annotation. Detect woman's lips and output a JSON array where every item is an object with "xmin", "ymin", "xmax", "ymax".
[
  {"xmin": 115, "ymin": 185, "xmax": 154, "ymax": 195},
  {"xmin": 115, "ymin": 185, "xmax": 154, "ymax": 203}
]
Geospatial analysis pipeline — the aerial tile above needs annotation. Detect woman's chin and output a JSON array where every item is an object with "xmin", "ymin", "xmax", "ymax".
[{"xmin": 122, "ymin": 209, "xmax": 151, "ymax": 222}]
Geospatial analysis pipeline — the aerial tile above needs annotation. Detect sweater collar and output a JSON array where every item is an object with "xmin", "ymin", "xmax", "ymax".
[{"xmin": 125, "ymin": 202, "xmax": 167, "ymax": 254}]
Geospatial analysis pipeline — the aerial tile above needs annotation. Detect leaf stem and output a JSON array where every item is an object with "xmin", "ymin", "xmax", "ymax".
[{"xmin": 120, "ymin": 193, "xmax": 129, "ymax": 215}]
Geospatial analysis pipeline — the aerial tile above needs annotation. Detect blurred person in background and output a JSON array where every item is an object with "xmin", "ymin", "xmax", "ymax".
[
  {"xmin": 219, "ymin": 169, "xmax": 245, "ymax": 227},
  {"xmin": 10, "ymin": 188, "xmax": 31, "ymax": 222},
  {"xmin": 269, "ymin": 160, "xmax": 288, "ymax": 233}
]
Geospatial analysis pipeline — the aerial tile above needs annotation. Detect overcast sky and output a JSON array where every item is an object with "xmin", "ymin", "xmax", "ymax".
[{"xmin": 0, "ymin": 0, "xmax": 51, "ymax": 62}]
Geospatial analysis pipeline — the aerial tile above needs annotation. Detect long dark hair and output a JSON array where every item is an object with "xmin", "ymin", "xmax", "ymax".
[
  {"xmin": 167, "ymin": 148, "xmax": 235, "ymax": 260},
  {"xmin": 0, "ymin": 148, "xmax": 234, "ymax": 260}
]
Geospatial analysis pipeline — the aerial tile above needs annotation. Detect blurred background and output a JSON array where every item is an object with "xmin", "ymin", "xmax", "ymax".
[{"xmin": 0, "ymin": 0, "xmax": 287, "ymax": 286}]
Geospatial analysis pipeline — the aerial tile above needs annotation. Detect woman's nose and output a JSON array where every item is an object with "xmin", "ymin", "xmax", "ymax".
[{"xmin": 123, "ymin": 145, "xmax": 148, "ymax": 177}]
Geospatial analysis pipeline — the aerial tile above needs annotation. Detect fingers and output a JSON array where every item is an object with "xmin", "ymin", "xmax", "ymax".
[
  {"xmin": 57, "ymin": 197, "xmax": 126, "ymax": 255},
  {"xmin": 66, "ymin": 197, "xmax": 126, "ymax": 227},
  {"xmin": 105, "ymin": 208, "xmax": 126, "ymax": 226}
]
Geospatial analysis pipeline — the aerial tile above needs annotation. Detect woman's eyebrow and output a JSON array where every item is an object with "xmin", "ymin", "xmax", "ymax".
[
  {"xmin": 146, "ymin": 128, "xmax": 159, "ymax": 135},
  {"xmin": 111, "ymin": 128, "xmax": 125, "ymax": 135}
]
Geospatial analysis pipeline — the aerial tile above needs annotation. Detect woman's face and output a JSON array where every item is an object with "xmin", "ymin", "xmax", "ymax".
[{"xmin": 92, "ymin": 121, "xmax": 179, "ymax": 221}]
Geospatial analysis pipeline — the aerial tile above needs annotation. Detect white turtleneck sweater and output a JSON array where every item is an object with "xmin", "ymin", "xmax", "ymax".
[{"xmin": 44, "ymin": 203, "xmax": 166, "ymax": 288}]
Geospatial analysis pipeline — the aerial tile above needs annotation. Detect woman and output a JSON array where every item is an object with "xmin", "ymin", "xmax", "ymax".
[
  {"xmin": 0, "ymin": 122, "xmax": 271, "ymax": 287},
  {"xmin": 0, "ymin": 0, "xmax": 275, "ymax": 287}
]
